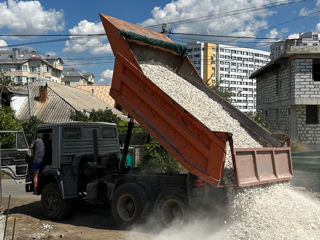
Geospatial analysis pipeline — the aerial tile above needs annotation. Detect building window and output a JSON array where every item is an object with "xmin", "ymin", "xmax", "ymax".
[
  {"xmin": 306, "ymin": 105, "xmax": 318, "ymax": 124},
  {"xmin": 31, "ymin": 66, "xmax": 37, "ymax": 73},
  {"xmin": 312, "ymin": 59, "xmax": 320, "ymax": 81}
]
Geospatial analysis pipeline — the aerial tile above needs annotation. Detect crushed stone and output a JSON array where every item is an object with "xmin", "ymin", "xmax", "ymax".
[
  {"xmin": 40, "ymin": 223, "xmax": 53, "ymax": 232},
  {"xmin": 140, "ymin": 62, "xmax": 320, "ymax": 240}
]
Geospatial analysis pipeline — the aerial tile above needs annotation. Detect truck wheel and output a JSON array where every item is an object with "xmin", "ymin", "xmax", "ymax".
[
  {"xmin": 111, "ymin": 183, "xmax": 147, "ymax": 228},
  {"xmin": 156, "ymin": 189, "xmax": 188, "ymax": 227},
  {"xmin": 41, "ymin": 183, "xmax": 71, "ymax": 220}
]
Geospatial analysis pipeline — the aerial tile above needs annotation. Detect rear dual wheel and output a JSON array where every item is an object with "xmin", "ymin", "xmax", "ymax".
[
  {"xmin": 156, "ymin": 189, "xmax": 189, "ymax": 227},
  {"xmin": 111, "ymin": 183, "xmax": 147, "ymax": 228}
]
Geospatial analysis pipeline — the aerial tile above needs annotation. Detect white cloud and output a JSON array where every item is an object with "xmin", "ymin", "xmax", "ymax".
[
  {"xmin": 299, "ymin": 7, "xmax": 313, "ymax": 16},
  {"xmin": 267, "ymin": 28, "xmax": 279, "ymax": 39},
  {"xmin": 141, "ymin": 0, "xmax": 277, "ymax": 39},
  {"xmin": 0, "ymin": 0, "xmax": 64, "ymax": 34},
  {"xmin": 288, "ymin": 33, "xmax": 300, "ymax": 39},
  {"xmin": 63, "ymin": 20, "xmax": 111, "ymax": 55},
  {"xmin": 99, "ymin": 69, "xmax": 113, "ymax": 84},
  {"xmin": 0, "ymin": 39, "xmax": 8, "ymax": 48}
]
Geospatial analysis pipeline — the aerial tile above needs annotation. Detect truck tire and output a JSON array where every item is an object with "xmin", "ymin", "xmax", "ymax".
[
  {"xmin": 111, "ymin": 183, "xmax": 147, "ymax": 228},
  {"xmin": 156, "ymin": 189, "xmax": 188, "ymax": 227},
  {"xmin": 41, "ymin": 183, "xmax": 71, "ymax": 220}
]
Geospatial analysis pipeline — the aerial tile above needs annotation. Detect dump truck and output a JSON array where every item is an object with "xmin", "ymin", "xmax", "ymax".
[{"xmin": 24, "ymin": 14, "xmax": 293, "ymax": 228}]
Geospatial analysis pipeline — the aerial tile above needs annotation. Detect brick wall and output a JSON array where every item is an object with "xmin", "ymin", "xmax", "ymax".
[{"xmin": 76, "ymin": 85, "xmax": 115, "ymax": 107}]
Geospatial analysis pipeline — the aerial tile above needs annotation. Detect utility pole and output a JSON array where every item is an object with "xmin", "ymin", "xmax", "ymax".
[
  {"xmin": 161, "ymin": 23, "xmax": 167, "ymax": 34},
  {"xmin": 26, "ymin": 77, "xmax": 32, "ymax": 117}
]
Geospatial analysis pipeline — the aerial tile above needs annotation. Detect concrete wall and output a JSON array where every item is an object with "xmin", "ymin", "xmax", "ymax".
[
  {"xmin": 256, "ymin": 57, "xmax": 320, "ymax": 149},
  {"xmin": 293, "ymin": 59, "xmax": 320, "ymax": 104},
  {"xmin": 295, "ymin": 105, "xmax": 320, "ymax": 146},
  {"xmin": 10, "ymin": 95, "xmax": 27, "ymax": 112}
]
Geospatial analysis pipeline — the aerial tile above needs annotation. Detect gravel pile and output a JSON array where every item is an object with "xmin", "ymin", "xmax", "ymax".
[{"xmin": 139, "ymin": 61, "xmax": 320, "ymax": 239}]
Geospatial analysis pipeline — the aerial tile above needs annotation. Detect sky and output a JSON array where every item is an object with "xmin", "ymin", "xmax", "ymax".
[{"xmin": 0, "ymin": 0, "xmax": 319, "ymax": 84}]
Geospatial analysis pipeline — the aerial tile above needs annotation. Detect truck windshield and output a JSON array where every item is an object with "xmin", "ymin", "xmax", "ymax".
[{"xmin": 0, "ymin": 131, "xmax": 28, "ymax": 149}]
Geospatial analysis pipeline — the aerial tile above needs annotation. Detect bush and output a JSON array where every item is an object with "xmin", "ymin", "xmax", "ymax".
[
  {"xmin": 138, "ymin": 138, "xmax": 185, "ymax": 173},
  {"xmin": 291, "ymin": 138, "xmax": 309, "ymax": 152},
  {"xmin": 21, "ymin": 116, "xmax": 44, "ymax": 144},
  {"xmin": 0, "ymin": 107, "xmax": 21, "ymax": 131},
  {"xmin": 246, "ymin": 110, "xmax": 267, "ymax": 128}
]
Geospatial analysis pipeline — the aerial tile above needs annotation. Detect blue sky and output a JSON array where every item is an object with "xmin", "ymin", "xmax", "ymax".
[{"xmin": 0, "ymin": 0, "xmax": 319, "ymax": 84}]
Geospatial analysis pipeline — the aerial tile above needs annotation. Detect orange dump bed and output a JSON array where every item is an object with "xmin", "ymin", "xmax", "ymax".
[{"xmin": 99, "ymin": 14, "xmax": 293, "ymax": 187}]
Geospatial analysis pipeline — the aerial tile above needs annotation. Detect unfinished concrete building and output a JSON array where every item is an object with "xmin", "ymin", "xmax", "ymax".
[{"xmin": 251, "ymin": 40, "xmax": 320, "ymax": 150}]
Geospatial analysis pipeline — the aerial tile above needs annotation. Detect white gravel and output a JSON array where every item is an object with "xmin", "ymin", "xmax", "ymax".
[{"xmin": 139, "ymin": 61, "xmax": 320, "ymax": 240}]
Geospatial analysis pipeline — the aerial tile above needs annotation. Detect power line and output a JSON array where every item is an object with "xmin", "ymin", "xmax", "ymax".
[
  {"xmin": 0, "ymin": 35, "xmax": 106, "ymax": 49},
  {"xmin": 63, "ymin": 60, "xmax": 114, "ymax": 67},
  {"xmin": 0, "ymin": 0, "xmax": 309, "ymax": 39},
  {"xmin": 0, "ymin": 33, "xmax": 105, "ymax": 37},
  {"xmin": 144, "ymin": 0, "xmax": 309, "ymax": 28},
  {"xmin": 0, "ymin": 0, "xmax": 314, "ymax": 52},
  {"xmin": 170, "ymin": 32, "xmax": 281, "ymax": 40}
]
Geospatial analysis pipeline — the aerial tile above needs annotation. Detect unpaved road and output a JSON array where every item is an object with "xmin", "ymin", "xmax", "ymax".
[
  {"xmin": 1, "ymin": 179, "xmax": 152, "ymax": 240},
  {"xmin": 1, "ymin": 179, "xmax": 319, "ymax": 240}
]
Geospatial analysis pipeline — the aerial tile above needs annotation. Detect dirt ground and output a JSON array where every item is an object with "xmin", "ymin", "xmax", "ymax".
[{"xmin": 2, "ymin": 196, "xmax": 152, "ymax": 240}]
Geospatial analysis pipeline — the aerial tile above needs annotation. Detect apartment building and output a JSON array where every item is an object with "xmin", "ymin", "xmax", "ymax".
[
  {"xmin": 62, "ymin": 68, "xmax": 94, "ymax": 86},
  {"xmin": 0, "ymin": 48, "xmax": 63, "ymax": 84},
  {"xmin": 186, "ymin": 42, "xmax": 270, "ymax": 113}
]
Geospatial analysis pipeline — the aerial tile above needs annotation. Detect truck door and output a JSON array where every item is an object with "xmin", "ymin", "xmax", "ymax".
[{"xmin": 0, "ymin": 131, "xmax": 29, "ymax": 180}]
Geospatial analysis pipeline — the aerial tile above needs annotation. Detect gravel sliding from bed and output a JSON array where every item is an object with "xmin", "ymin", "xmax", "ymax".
[{"xmin": 139, "ymin": 61, "xmax": 320, "ymax": 240}]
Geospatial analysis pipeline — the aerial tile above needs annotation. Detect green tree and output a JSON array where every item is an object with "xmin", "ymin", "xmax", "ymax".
[
  {"xmin": 89, "ymin": 109, "xmax": 121, "ymax": 123},
  {"xmin": 70, "ymin": 108, "xmax": 121, "ymax": 124},
  {"xmin": 0, "ymin": 71, "xmax": 11, "ymax": 107},
  {"xmin": 246, "ymin": 110, "xmax": 267, "ymax": 128},
  {"xmin": 0, "ymin": 107, "xmax": 21, "ymax": 131},
  {"xmin": 139, "ymin": 138, "xmax": 184, "ymax": 174},
  {"xmin": 209, "ymin": 79, "xmax": 233, "ymax": 102},
  {"xmin": 0, "ymin": 107, "xmax": 22, "ymax": 148},
  {"xmin": 21, "ymin": 116, "xmax": 44, "ymax": 144},
  {"xmin": 70, "ymin": 110, "xmax": 89, "ymax": 122}
]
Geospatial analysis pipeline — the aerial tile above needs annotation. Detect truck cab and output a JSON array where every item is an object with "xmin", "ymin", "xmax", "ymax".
[
  {"xmin": 0, "ymin": 130, "xmax": 29, "ymax": 180},
  {"xmin": 26, "ymin": 122, "xmax": 121, "ymax": 219}
]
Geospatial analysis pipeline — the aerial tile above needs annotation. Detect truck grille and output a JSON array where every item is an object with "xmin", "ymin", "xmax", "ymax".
[{"xmin": 16, "ymin": 165, "xmax": 28, "ymax": 175}]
